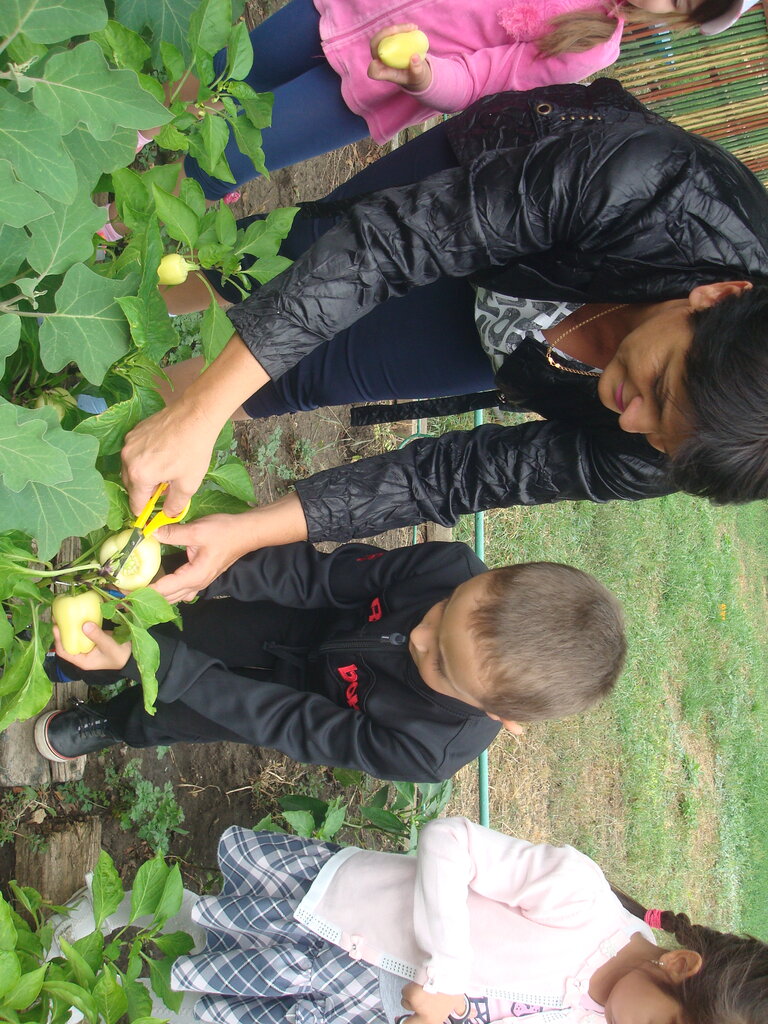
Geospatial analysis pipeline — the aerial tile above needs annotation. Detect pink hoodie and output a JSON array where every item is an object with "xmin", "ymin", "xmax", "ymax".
[{"xmin": 314, "ymin": 0, "xmax": 624, "ymax": 143}]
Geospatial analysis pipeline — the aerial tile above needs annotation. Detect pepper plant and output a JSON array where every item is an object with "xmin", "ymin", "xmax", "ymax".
[
  {"xmin": 0, "ymin": 0, "xmax": 298, "ymax": 730},
  {"xmin": 0, "ymin": 849, "xmax": 194, "ymax": 1022}
]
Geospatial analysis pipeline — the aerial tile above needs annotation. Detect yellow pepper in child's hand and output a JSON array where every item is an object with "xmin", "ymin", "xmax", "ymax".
[
  {"xmin": 377, "ymin": 30, "xmax": 429, "ymax": 69},
  {"xmin": 52, "ymin": 591, "xmax": 104, "ymax": 656},
  {"xmin": 157, "ymin": 254, "xmax": 197, "ymax": 286}
]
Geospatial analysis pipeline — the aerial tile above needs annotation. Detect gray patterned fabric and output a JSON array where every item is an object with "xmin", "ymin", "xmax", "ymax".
[
  {"xmin": 474, "ymin": 291, "xmax": 580, "ymax": 372},
  {"xmin": 171, "ymin": 829, "xmax": 387, "ymax": 1024}
]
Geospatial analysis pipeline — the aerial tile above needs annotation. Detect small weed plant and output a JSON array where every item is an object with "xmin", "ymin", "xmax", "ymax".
[
  {"xmin": 103, "ymin": 759, "xmax": 187, "ymax": 855},
  {"xmin": 255, "ymin": 770, "xmax": 452, "ymax": 852}
]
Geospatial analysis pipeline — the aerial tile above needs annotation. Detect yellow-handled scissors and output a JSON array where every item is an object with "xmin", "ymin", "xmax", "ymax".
[{"xmin": 103, "ymin": 483, "xmax": 190, "ymax": 575}]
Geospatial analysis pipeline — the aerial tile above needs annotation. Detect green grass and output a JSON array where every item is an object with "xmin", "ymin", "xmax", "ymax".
[{"xmin": 440, "ymin": 414, "xmax": 768, "ymax": 939}]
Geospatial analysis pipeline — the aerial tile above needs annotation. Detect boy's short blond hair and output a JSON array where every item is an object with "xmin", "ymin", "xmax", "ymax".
[{"xmin": 469, "ymin": 562, "xmax": 625, "ymax": 721}]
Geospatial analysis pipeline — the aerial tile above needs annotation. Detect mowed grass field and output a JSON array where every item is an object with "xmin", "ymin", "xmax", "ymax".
[{"xmin": 441, "ymin": 417, "xmax": 768, "ymax": 940}]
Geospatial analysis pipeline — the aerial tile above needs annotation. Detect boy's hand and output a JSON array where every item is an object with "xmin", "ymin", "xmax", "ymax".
[
  {"xmin": 400, "ymin": 982, "xmax": 466, "ymax": 1024},
  {"xmin": 368, "ymin": 24, "xmax": 432, "ymax": 92},
  {"xmin": 53, "ymin": 623, "xmax": 132, "ymax": 673}
]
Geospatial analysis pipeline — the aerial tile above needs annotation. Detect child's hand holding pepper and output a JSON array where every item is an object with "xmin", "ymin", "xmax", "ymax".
[
  {"xmin": 400, "ymin": 982, "xmax": 466, "ymax": 1024},
  {"xmin": 53, "ymin": 622, "xmax": 132, "ymax": 674},
  {"xmin": 368, "ymin": 24, "xmax": 432, "ymax": 93}
]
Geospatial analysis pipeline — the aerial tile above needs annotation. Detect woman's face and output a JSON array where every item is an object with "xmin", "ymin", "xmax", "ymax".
[
  {"xmin": 597, "ymin": 301, "xmax": 694, "ymax": 455},
  {"xmin": 598, "ymin": 282, "xmax": 752, "ymax": 455}
]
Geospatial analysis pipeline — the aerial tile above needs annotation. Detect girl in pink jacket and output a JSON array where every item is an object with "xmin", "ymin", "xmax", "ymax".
[
  {"xmin": 182, "ymin": 0, "xmax": 746, "ymax": 199},
  {"xmin": 171, "ymin": 818, "xmax": 768, "ymax": 1024}
]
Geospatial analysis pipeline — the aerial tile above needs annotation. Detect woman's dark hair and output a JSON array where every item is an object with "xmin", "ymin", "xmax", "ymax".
[
  {"xmin": 611, "ymin": 887, "xmax": 768, "ymax": 1024},
  {"xmin": 671, "ymin": 282, "xmax": 768, "ymax": 504}
]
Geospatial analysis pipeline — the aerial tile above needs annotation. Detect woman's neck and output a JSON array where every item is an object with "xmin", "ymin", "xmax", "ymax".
[{"xmin": 588, "ymin": 931, "xmax": 666, "ymax": 1004}]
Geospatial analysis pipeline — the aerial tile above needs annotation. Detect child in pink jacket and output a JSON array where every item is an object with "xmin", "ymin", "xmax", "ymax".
[
  {"xmin": 171, "ymin": 817, "xmax": 768, "ymax": 1024},
  {"xmin": 181, "ymin": 0, "xmax": 746, "ymax": 199}
]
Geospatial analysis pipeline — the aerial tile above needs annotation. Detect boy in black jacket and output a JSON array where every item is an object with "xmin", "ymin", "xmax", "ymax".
[{"xmin": 35, "ymin": 542, "xmax": 625, "ymax": 783}]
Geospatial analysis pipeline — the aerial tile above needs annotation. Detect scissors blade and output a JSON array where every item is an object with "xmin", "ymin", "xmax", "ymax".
[{"xmin": 102, "ymin": 527, "xmax": 143, "ymax": 575}]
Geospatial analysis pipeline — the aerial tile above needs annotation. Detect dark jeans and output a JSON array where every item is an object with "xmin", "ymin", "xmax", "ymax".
[{"xmin": 205, "ymin": 120, "xmax": 493, "ymax": 417}]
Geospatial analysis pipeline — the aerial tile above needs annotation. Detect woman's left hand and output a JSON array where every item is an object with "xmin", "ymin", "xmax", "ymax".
[
  {"xmin": 367, "ymin": 24, "xmax": 432, "ymax": 92},
  {"xmin": 400, "ymin": 982, "xmax": 466, "ymax": 1024}
]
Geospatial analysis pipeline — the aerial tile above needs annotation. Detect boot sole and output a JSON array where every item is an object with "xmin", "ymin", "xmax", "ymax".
[{"xmin": 34, "ymin": 711, "xmax": 77, "ymax": 762}]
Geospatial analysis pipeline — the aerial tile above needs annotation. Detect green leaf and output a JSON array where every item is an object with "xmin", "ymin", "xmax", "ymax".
[
  {"xmin": 205, "ymin": 460, "xmax": 255, "ymax": 503},
  {"xmin": 129, "ymin": 854, "xmax": 169, "ymax": 922},
  {"xmin": 0, "ymin": 640, "xmax": 51, "ymax": 733},
  {"xmin": 231, "ymin": 117, "xmax": 266, "ymax": 177},
  {"xmin": 92, "ymin": 851, "xmax": 124, "ymax": 930},
  {"xmin": 197, "ymin": 114, "xmax": 231, "ymax": 177},
  {"xmin": 318, "ymin": 799, "xmax": 347, "ymax": 840},
  {"xmin": 225, "ymin": 20, "xmax": 253, "ymax": 80},
  {"xmin": 26, "ymin": 187, "xmax": 106, "ymax": 277},
  {"xmin": 123, "ymin": 978, "xmax": 153, "ymax": 1022},
  {"xmin": 0, "ymin": 89, "xmax": 77, "ymax": 203},
  {"xmin": 200, "ymin": 298, "xmax": 234, "ymax": 365},
  {"xmin": 0, "ymin": 226, "xmax": 30, "ymax": 288},
  {"xmin": 150, "ymin": 930, "xmax": 194, "ymax": 958},
  {"xmin": 62, "ymin": 125, "xmax": 139, "ymax": 188},
  {"xmin": 58, "ymin": 939, "xmax": 96, "ymax": 990},
  {"xmin": 0, "ymin": 0, "xmax": 107, "ymax": 44},
  {"xmin": 2, "ymin": 962, "xmax": 47, "ymax": 1010},
  {"xmin": 32, "ymin": 42, "xmax": 172, "ymax": 138},
  {"xmin": 361, "ymin": 807, "xmax": 407, "ymax": 834},
  {"xmin": 147, "ymin": 956, "xmax": 183, "ymax": 1012},
  {"xmin": 39, "ymin": 264, "xmax": 135, "ymax": 385},
  {"xmin": 160, "ymin": 41, "xmax": 186, "ymax": 82},
  {"xmin": 75, "ymin": 385, "xmax": 164, "ymax": 458},
  {"xmin": 0, "ymin": 403, "xmax": 72, "ymax": 492},
  {"xmin": 43, "ymin": 980, "xmax": 98, "ymax": 1024},
  {"xmin": 0, "ymin": 160, "xmax": 51, "ymax": 228},
  {"xmin": 0, "ymin": 616, "xmax": 13, "ymax": 654},
  {"xmin": 188, "ymin": 0, "xmax": 232, "ymax": 58},
  {"xmin": 124, "ymin": 624, "xmax": 160, "ymax": 714},
  {"xmin": 179, "ymin": 178, "xmax": 207, "ymax": 219},
  {"xmin": 0, "ymin": 896, "xmax": 17, "ymax": 951},
  {"xmin": 214, "ymin": 202, "xmax": 237, "ymax": 247},
  {"xmin": 70, "ymin": 930, "xmax": 104, "ymax": 974},
  {"xmin": 279, "ymin": 794, "xmax": 329, "ymax": 821},
  {"xmin": 125, "ymin": 588, "xmax": 180, "ymax": 630},
  {"xmin": 187, "ymin": 487, "xmax": 249, "ymax": 518},
  {"xmin": 115, "ymin": 218, "xmax": 178, "ymax": 362},
  {"xmin": 0, "ymin": 315, "xmax": 21, "ymax": 378},
  {"xmin": 112, "ymin": 167, "xmax": 152, "ymax": 225},
  {"xmin": 151, "ymin": 863, "xmax": 183, "ymax": 927},
  {"xmin": 367, "ymin": 784, "xmax": 390, "ymax": 809},
  {"xmin": 246, "ymin": 255, "xmax": 292, "ymax": 285},
  {"xmin": 266, "ymin": 207, "xmax": 300, "ymax": 237},
  {"xmin": 151, "ymin": 186, "xmax": 201, "ymax": 250},
  {"xmin": 91, "ymin": 21, "xmax": 152, "ymax": 73},
  {"xmin": 154, "ymin": 123, "xmax": 189, "ymax": 152},
  {"xmin": 332, "ymin": 767, "xmax": 364, "ymax": 787},
  {"xmin": 225, "ymin": 80, "xmax": 272, "ymax": 128},
  {"xmin": 114, "ymin": 0, "xmax": 199, "ymax": 66},
  {"xmin": 92, "ymin": 963, "xmax": 127, "ymax": 1024},
  {"xmin": 281, "ymin": 810, "xmax": 316, "ymax": 838}
]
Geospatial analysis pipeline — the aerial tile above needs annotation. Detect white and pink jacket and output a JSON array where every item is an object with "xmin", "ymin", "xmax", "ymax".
[
  {"xmin": 295, "ymin": 816, "xmax": 655, "ymax": 1014},
  {"xmin": 313, "ymin": 0, "xmax": 625, "ymax": 142}
]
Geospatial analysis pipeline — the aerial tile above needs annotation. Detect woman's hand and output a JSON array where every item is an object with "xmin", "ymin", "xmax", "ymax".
[
  {"xmin": 53, "ymin": 623, "xmax": 132, "ymax": 673},
  {"xmin": 368, "ymin": 24, "xmax": 432, "ymax": 92},
  {"xmin": 121, "ymin": 399, "xmax": 223, "ymax": 518},
  {"xmin": 400, "ymin": 983, "xmax": 466, "ymax": 1024}
]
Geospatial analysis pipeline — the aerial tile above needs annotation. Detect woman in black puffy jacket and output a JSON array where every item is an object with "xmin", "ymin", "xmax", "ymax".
[{"xmin": 122, "ymin": 80, "xmax": 768, "ymax": 602}]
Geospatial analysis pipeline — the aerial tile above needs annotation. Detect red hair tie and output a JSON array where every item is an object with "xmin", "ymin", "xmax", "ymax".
[{"xmin": 644, "ymin": 908, "xmax": 663, "ymax": 930}]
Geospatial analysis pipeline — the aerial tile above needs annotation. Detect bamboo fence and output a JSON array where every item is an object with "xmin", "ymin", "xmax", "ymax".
[{"xmin": 614, "ymin": 1, "xmax": 768, "ymax": 185}]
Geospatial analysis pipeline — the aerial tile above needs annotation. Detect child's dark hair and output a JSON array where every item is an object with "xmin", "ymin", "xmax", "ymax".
[
  {"xmin": 671, "ymin": 283, "xmax": 768, "ymax": 504},
  {"xmin": 468, "ymin": 562, "xmax": 625, "ymax": 721},
  {"xmin": 611, "ymin": 888, "xmax": 768, "ymax": 1024}
]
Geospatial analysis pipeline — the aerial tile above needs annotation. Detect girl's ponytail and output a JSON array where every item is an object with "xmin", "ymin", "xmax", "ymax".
[{"xmin": 609, "ymin": 886, "xmax": 768, "ymax": 1024}]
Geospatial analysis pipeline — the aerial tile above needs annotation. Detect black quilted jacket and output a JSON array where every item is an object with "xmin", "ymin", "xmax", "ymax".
[{"xmin": 228, "ymin": 79, "xmax": 768, "ymax": 541}]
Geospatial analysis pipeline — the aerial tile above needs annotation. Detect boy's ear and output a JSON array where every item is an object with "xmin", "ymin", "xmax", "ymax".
[
  {"xmin": 486, "ymin": 713, "xmax": 524, "ymax": 735},
  {"xmin": 657, "ymin": 949, "xmax": 702, "ymax": 982}
]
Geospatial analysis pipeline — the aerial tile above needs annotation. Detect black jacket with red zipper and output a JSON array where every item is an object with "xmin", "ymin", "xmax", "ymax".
[{"xmin": 85, "ymin": 541, "xmax": 500, "ymax": 783}]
